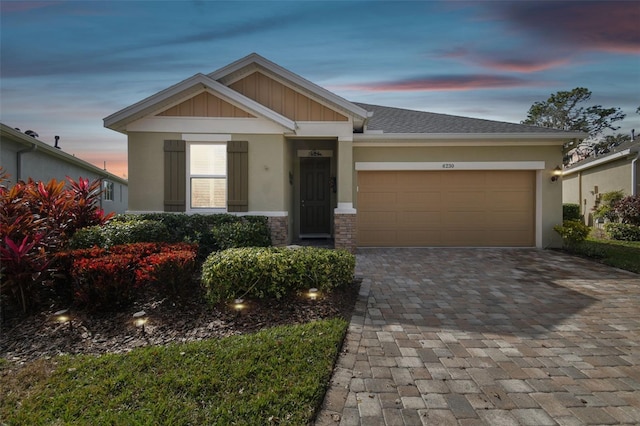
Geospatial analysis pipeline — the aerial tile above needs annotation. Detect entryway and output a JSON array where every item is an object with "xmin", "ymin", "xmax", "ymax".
[{"xmin": 300, "ymin": 157, "xmax": 331, "ymax": 237}]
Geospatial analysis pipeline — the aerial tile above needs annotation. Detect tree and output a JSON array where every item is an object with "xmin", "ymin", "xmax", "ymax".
[{"xmin": 522, "ymin": 87, "xmax": 626, "ymax": 152}]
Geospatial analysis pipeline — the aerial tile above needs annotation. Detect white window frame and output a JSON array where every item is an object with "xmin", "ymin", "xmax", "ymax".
[
  {"xmin": 185, "ymin": 141, "xmax": 227, "ymax": 213},
  {"xmin": 102, "ymin": 180, "xmax": 114, "ymax": 202}
]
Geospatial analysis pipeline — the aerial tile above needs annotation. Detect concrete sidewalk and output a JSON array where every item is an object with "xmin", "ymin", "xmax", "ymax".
[{"xmin": 315, "ymin": 248, "xmax": 640, "ymax": 426}]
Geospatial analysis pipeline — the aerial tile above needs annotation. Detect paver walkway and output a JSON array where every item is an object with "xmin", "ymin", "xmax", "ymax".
[{"xmin": 315, "ymin": 248, "xmax": 640, "ymax": 426}]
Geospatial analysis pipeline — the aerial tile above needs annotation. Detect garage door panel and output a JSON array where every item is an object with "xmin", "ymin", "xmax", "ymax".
[
  {"xmin": 397, "ymin": 211, "xmax": 442, "ymax": 228},
  {"xmin": 357, "ymin": 170, "xmax": 535, "ymax": 247},
  {"xmin": 397, "ymin": 191, "xmax": 441, "ymax": 209}
]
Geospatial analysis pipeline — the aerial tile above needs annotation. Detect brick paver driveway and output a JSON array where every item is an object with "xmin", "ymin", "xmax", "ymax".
[{"xmin": 315, "ymin": 248, "xmax": 640, "ymax": 426}]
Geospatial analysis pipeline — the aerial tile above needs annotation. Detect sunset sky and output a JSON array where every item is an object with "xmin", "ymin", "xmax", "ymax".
[{"xmin": 1, "ymin": 0, "xmax": 639, "ymax": 179}]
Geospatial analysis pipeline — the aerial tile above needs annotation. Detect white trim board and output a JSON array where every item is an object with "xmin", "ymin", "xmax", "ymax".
[{"xmin": 355, "ymin": 161, "xmax": 546, "ymax": 171}]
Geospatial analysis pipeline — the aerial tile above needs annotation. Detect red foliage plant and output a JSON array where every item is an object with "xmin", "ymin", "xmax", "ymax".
[{"xmin": 0, "ymin": 169, "xmax": 112, "ymax": 313}]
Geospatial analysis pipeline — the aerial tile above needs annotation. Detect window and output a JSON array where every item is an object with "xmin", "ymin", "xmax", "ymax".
[
  {"xmin": 103, "ymin": 180, "xmax": 114, "ymax": 201},
  {"xmin": 188, "ymin": 143, "xmax": 226, "ymax": 209}
]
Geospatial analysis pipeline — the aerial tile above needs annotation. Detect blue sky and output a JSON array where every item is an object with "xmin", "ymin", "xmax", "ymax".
[{"xmin": 1, "ymin": 0, "xmax": 639, "ymax": 179}]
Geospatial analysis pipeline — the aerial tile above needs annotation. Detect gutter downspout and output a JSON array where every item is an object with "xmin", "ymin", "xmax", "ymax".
[
  {"xmin": 631, "ymin": 149, "xmax": 640, "ymax": 196},
  {"xmin": 17, "ymin": 143, "xmax": 37, "ymax": 181}
]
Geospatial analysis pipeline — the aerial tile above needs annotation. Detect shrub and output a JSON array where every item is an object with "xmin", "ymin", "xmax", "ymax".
[
  {"xmin": 212, "ymin": 220, "xmax": 272, "ymax": 250},
  {"xmin": 613, "ymin": 195, "xmax": 640, "ymax": 226},
  {"xmin": 604, "ymin": 223, "xmax": 640, "ymax": 241},
  {"xmin": 593, "ymin": 190, "xmax": 624, "ymax": 222},
  {"xmin": 0, "ymin": 172, "xmax": 111, "ymax": 313},
  {"xmin": 562, "ymin": 204, "xmax": 581, "ymax": 221},
  {"xmin": 201, "ymin": 247, "xmax": 355, "ymax": 304},
  {"xmin": 554, "ymin": 220, "xmax": 590, "ymax": 245},
  {"xmin": 68, "ymin": 219, "xmax": 170, "ymax": 249},
  {"xmin": 67, "ymin": 242, "xmax": 198, "ymax": 309}
]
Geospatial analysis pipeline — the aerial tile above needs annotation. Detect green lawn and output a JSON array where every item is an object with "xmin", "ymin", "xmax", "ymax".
[
  {"xmin": 1, "ymin": 318, "xmax": 348, "ymax": 426},
  {"xmin": 565, "ymin": 235, "xmax": 640, "ymax": 273}
]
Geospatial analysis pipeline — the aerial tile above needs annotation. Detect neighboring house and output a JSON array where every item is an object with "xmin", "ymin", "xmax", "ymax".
[
  {"xmin": 0, "ymin": 123, "xmax": 128, "ymax": 215},
  {"xmin": 563, "ymin": 139, "xmax": 640, "ymax": 225},
  {"xmin": 104, "ymin": 53, "xmax": 584, "ymax": 250}
]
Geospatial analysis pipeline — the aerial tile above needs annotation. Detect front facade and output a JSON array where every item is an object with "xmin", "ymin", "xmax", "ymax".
[
  {"xmin": 0, "ymin": 123, "xmax": 128, "ymax": 215},
  {"xmin": 105, "ymin": 54, "xmax": 584, "ymax": 250},
  {"xmin": 563, "ymin": 140, "xmax": 640, "ymax": 225}
]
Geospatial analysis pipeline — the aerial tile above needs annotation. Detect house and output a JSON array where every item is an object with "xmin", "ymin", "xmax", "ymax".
[
  {"xmin": 104, "ymin": 53, "xmax": 585, "ymax": 250},
  {"xmin": 0, "ymin": 123, "xmax": 128, "ymax": 215},
  {"xmin": 562, "ymin": 139, "xmax": 640, "ymax": 225}
]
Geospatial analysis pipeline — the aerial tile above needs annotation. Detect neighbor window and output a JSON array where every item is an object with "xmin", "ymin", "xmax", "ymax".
[
  {"xmin": 103, "ymin": 180, "xmax": 114, "ymax": 201},
  {"xmin": 188, "ymin": 143, "xmax": 226, "ymax": 209}
]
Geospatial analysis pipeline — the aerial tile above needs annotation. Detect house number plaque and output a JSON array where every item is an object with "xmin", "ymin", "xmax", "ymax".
[{"xmin": 442, "ymin": 163, "xmax": 455, "ymax": 169}]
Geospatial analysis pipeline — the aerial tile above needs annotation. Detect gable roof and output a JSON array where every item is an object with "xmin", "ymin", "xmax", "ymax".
[
  {"xmin": 354, "ymin": 103, "xmax": 587, "ymax": 138},
  {"xmin": 1, "ymin": 123, "xmax": 128, "ymax": 185},
  {"xmin": 563, "ymin": 138, "xmax": 640, "ymax": 175},
  {"xmin": 209, "ymin": 53, "xmax": 371, "ymax": 122},
  {"xmin": 104, "ymin": 73, "xmax": 296, "ymax": 133}
]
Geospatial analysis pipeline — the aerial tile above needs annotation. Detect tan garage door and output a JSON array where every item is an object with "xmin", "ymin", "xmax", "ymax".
[{"xmin": 357, "ymin": 170, "xmax": 535, "ymax": 247}]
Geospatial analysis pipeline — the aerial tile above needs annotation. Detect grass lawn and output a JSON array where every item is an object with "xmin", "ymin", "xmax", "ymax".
[
  {"xmin": 1, "ymin": 318, "xmax": 348, "ymax": 425},
  {"xmin": 565, "ymin": 234, "xmax": 640, "ymax": 274}
]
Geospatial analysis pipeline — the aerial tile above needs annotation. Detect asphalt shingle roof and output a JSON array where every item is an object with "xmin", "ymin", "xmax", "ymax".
[
  {"xmin": 565, "ymin": 138, "xmax": 640, "ymax": 170},
  {"xmin": 353, "ymin": 102, "xmax": 575, "ymax": 134}
]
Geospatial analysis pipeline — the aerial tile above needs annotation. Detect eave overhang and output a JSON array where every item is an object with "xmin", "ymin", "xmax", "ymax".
[
  {"xmin": 563, "ymin": 146, "xmax": 640, "ymax": 176},
  {"xmin": 104, "ymin": 73, "xmax": 296, "ymax": 134}
]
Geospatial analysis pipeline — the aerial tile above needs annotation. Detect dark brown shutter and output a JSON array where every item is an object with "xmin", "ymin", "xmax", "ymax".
[
  {"xmin": 164, "ymin": 140, "xmax": 186, "ymax": 212},
  {"xmin": 227, "ymin": 140, "xmax": 248, "ymax": 212}
]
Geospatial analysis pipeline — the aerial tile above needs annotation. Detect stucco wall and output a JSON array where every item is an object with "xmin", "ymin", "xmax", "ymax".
[
  {"xmin": 128, "ymin": 132, "xmax": 288, "ymax": 213},
  {"xmin": 1, "ymin": 137, "xmax": 128, "ymax": 215},
  {"xmin": 562, "ymin": 157, "xmax": 634, "ymax": 225},
  {"xmin": 353, "ymin": 144, "xmax": 564, "ymax": 248}
]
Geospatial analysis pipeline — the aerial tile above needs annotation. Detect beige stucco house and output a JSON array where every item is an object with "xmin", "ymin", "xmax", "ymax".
[
  {"xmin": 563, "ymin": 139, "xmax": 640, "ymax": 225},
  {"xmin": 104, "ymin": 53, "xmax": 584, "ymax": 250},
  {"xmin": 1, "ymin": 123, "xmax": 128, "ymax": 215}
]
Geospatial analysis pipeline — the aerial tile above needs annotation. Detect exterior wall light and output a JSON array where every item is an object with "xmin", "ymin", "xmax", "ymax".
[{"xmin": 551, "ymin": 166, "xmax": 562, "ymax": 182}]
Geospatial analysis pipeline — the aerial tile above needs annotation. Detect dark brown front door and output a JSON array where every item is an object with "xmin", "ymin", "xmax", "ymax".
[{"xmin": 300, "ymin": 157, "xmax": 331, "ymax": 235}]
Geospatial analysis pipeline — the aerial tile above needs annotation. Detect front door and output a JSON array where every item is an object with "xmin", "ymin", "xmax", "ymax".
[{"xmin": 300, "ymin": 157, "xmax": 331, "ymax": 236}]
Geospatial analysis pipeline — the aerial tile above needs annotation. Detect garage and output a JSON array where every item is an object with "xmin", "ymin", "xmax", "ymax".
[{"xmin": 357, "ymin": 170, "xmax": 535, "ymax": 247}]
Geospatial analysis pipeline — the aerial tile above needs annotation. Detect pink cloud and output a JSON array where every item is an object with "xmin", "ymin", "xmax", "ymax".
[
  {"xmin": 341, "ymin": 75, "xmax": 538, "ymax": 92},
  {"xmin": 475, "ymin": 57, "xmax": 572, "ymax": 73},
  {"xmin": 0, "ymin": 1, "xmax": 62, "ymax": 13}
]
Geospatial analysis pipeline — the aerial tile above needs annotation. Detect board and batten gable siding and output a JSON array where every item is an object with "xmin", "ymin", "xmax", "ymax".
[
  {"xmin": 157, "ymin": 92, "xmax": 255, "ymax": 118},
  {"xmin": 163, "ymin": 139, "xmax": 249, "ymax": 213},
  {"xmin": 163, "ymin": 140, "xmax": 186, "ymax": 212},
  {"xmin": 229, "ymin": 72, "xmax": 348, "ymax": 122},
  {"xmin": 227, "ymin": 140, "xmax": 249, "ymax": 212}
]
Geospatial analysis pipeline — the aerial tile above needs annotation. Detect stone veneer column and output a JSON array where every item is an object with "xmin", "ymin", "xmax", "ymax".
[
  {"xmin": 334, "ymin": 208, "xmax": 356, "ymax": 253},
  {"xmin": 267, "ymin": 215, "xmax": 288, "ymax": 246}
]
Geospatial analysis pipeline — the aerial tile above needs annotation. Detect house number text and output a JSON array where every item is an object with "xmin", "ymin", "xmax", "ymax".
[{"xmin": 442, "ymin": 163, "xmax": 455, "ymax": 169}]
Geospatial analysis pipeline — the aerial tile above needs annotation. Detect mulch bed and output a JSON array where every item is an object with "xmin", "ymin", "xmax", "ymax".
[{"xmin": 0, "ymin": 281, "xmax": 361, "ymax": 364}]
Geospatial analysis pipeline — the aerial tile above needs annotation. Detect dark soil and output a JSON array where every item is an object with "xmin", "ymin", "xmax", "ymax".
[{"xmin": 0, "ymin": 281, "xmax": 360, "ymax": 364}]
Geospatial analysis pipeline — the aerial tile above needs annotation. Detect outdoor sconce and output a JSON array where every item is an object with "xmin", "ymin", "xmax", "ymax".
[
  {"xmin": 551, "ymin": 166, "xmax": 562, "ymax": 182},
  {"xmin": 54, "ymin": 309, "xmax": 72, "ymax": 331},
  {"xmin": 133, "ymin": 310, "xmax": 148, "ymax": 333},
  {"xmin": 308, "ymin": 288, "xmax": 319, "ymax": 301}
]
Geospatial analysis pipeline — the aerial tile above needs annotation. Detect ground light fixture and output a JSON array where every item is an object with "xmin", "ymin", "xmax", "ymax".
[
  {"xmin": 551, "ymin": 166, "xmax": 563, "ymax": 182},
  {"xmin": 133, "ymin": 310, "xmax": 148, "ymax": 333},
  {"xmin": 308, "ymin": 288, "xmax": 319, "ymax": 301},
  {"xmin": 233, "ymin": 298, "xmax": 245, "ymax": 312},
  {"xmin": 54, "ymin": 309, "xmax": 72, "ymax": 331}
]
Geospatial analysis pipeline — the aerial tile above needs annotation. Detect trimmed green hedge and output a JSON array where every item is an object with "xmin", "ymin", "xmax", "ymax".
[
  {"xmin": 201, "ymin": 247, "xmax": 356, "ymax": 304},
  {"xmin": 562, "ymin": 203, "xmax": 581, "ymax": 221},
  {"xmin": 68, "ymin": 219, "xmax": 170, "ymax": 249},
  {"xmin": 604, "ymin": 222, "xmax": 640, "ymax": 241},
  {"xmin": 68, "ymin": 214, "xmax": 272, "ymax": 258},
  {"xmin": 554, "ymin": 220, "xmax": 590, "ymax": 246}
]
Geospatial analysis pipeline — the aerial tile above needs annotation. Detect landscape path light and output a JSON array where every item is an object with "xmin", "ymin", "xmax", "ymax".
[
  {"xmin": 54, "ymin": 309, "xmax": 72, "ymax": 331},
  {"xmin": 133, "ymin": 310, "xmax": 148, "ymax": 334}
]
